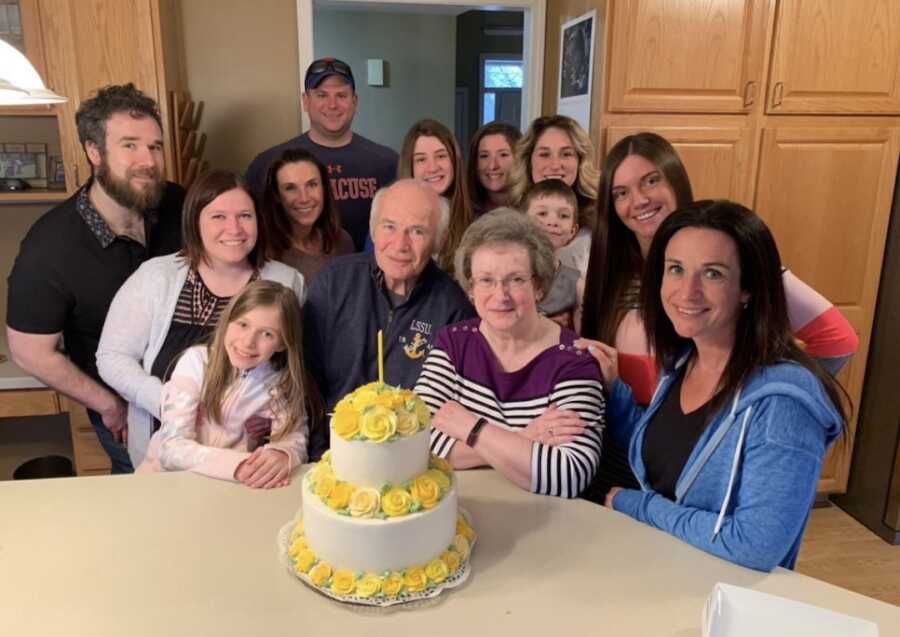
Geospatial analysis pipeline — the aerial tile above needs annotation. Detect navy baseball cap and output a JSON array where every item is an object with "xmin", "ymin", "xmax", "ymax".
[{"xmin": 304, "ymin": 58, "xmax": 355, "ymax": 92}]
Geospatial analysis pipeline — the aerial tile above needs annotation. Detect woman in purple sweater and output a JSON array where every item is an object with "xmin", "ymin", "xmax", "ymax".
[{"xmin": 415, "ymin": 209, "xmax": 604, "ymax": 498}]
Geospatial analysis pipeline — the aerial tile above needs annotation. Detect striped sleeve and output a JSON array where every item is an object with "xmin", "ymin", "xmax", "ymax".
[
  {"xmin": 415, "ymin": 347, "xmax": 461, "ymax": 458},
  {"xmin": 530, "ymin": 377, "xmax": 605, "ymax": 498}
]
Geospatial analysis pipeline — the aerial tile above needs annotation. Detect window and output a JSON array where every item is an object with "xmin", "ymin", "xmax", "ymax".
[{"xmin": 481, "ymin": 58, "xmax": 523, "ymax": 127}]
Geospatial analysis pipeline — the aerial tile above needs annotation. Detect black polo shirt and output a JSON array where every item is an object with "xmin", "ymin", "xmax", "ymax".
[{"xmin": 6, "ymin": 180, "xmax": 184, "ymax": 383}]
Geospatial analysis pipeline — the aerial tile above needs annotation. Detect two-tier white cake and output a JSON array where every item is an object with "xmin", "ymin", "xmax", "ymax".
[{"xmin": 285, "ymin": 382, "xmax": 475, "ymax": 603}]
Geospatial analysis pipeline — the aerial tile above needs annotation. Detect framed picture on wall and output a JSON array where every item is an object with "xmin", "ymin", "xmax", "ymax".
[
  {"xmin": 0, "ymin": 142, "xmax": 48, "ymax": 187},
  {"xmin": 557, "ymin": 10, "xmax": 596, "ymax": 130}
]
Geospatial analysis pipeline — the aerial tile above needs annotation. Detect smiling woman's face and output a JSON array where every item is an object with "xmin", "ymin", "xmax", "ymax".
[
  {"xmin": 412, "ymin": 135, "xmax": 454, "ymax": 196},
  {"xmin": 276, "ymin": 160, "xmax": 324, "ymax": 229},
  {"xmin": 611, "ymin": 154, "xmax": 678, "ymax": 254},
  {"xmin": 530, "ymin": 126, "xmax": 579, "ymax": 186}
]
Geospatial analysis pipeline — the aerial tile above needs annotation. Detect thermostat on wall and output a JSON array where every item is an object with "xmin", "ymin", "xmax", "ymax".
[{"xmin": 367, "ymin": 59, "xmax": 385, "ymax": 86}]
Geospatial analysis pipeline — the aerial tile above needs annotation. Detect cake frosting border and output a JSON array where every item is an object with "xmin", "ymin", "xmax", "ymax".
[
  {"xmin": 306, "ymin": 451, "xmax": 455, "ymax": 519},
  {"xmin": 278, "ymin": 509, "xmax": 477, "ymax": 607}
]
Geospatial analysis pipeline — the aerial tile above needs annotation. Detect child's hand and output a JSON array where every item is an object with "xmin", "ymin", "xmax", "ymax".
[{"xmin": 234, "ymin": 448, "xmax": 291, "ymax": 489}]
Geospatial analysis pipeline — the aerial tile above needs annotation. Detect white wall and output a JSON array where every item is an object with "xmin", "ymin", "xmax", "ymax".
[{"xmin": 313, "ymin": 9, "xmax": 456, "ymax": 151}]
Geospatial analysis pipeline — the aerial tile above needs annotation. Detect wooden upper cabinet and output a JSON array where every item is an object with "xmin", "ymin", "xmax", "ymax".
[
  {"xmin": 37, "ymin": 0, "xmax": 173, "ymax": 188},
  {"xmin": 607, "ymin": 0, "xmax": 768, "ymax": 113},
  {"xmin": 606, "ymin": 124, "xmax": 754, "ymax": 204},
  {"xmin": 767, "ymin": 0, "xmax": 900, "ymax": 114}
]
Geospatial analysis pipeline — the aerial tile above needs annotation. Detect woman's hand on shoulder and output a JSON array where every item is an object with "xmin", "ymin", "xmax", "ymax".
[
  {"xmin": 574, "ymin": 338, "xmax": 619, "ymax": 386},
  {"xmin": 234, "ymin": 448, "xmax": 291, "ymax": 489},
  {"xmin": 522, "ymin": 403, "xmax": 585, "ymax": 446},
  {"xmin": 431, "ymin": 400, "xmax": 478, "ymax": 441}
]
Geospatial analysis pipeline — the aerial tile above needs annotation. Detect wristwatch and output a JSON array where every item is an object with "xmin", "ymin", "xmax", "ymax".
[{"xmin": 465, "ymin": 417, "xmax": 489, "ymax": 447}]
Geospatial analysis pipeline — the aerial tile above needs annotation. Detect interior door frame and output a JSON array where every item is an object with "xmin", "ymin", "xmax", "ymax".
[{"xmin": 295, "ymin": 0, "xmax": 546, "ymax": 132}]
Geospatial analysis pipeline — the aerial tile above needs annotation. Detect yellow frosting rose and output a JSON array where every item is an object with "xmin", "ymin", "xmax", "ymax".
[
  {"xmin": 383, "ymin": 572, "xmax": 405, "ymax": 597},
  {"xmin": 351, "ymin": 387, "xmax": 379, "ymax": 410},
  {"xmin": 326, "ymin": 482, "xmax": 355, "ymax": 510},
  {"xmin": 356, "ymin": 573, "xmax": 383, "ymax": 598},
  {"xmin": 404, "ymin": 566, "xmax": 428, "ymax": 593},
  {"xmin": 441, "ymin": 549, "xmax": 462, "ymax": 573},
  {"xmin": 382, "ymin": 487, "xmax": 412, "ymax": 517},
  {"xmin": 288, "ymin": 536, "xmax": 309, "ymax": 557},
  {"xmin": 452, "ymin": 534, "xmax": 471, "ymax": 560},
  {"xmin": 430, "ymin": 455, "xmax": 451, "ymax": 474},
  {"xmin": 314, "ymin": 474, "xmax": 336, "ymax": 499},
  {"xmin": 295, "ymin": 548, "xmax": 317, "ymax": 574},
  {"xmin": 289, "ymin": 519, "xmax": 304, "ymax": 540},
  {"xmin": 311, "ymin": 461, "xmax": 334, "ymax": 483},
  {"xmin": 330, "ymin": 569, "xmax": 357, "ymax": 596},
  {"xmin": 425, "ymin": 557, "xmax": 450, "ymax": 584},
  {"xmin": 321, "ymin": 450, "xmax": 332, "ymax": 463},
  {"xmin": 425, "ymin": 468, "xmax": 451, "ymax": 491},
  {"xmin": 309, "ymin": 561, "xmax": 332, "ymax": 587},
  {"xmin": 413, "ymin": 398, "xmax": 432, "ymax": 427},
  {"xmin": 332, "ymin": 409, "xmax": 360, "ymax": 439},
  {"xmin": 360, "ymin": 406, "xmax": 397, "ymax": 442},
  {"xmin": 348, "ymin": 487, "xmax": 381, "ymax": 518},
  {"xmin": 410, "ymin": 475, "xmax": 441, "ymax": 509},
  {"xmin": 456, "ymin": 516, "xmax": 476, "ymax": 542},
  {"xmin": 395, "ymin": 409, "xmax": 419, "ymax": 437}
]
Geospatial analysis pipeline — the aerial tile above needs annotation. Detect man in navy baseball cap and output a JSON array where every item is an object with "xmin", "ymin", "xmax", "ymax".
[
  {"xmin": 304, "ymin": 57, "xmax": 356, "ymax": 92},
  {"xmin": 246, "ymin": 57, "xmax": 398, "ymax": 251}
]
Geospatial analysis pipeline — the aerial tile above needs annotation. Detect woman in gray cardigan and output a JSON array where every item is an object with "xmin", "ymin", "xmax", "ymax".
[{"xmin": 97, "ymin": 170, "xmax": 305, "ymax": 468}]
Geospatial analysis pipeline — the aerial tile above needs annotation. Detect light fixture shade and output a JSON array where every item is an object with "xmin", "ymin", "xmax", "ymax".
[{"xmin": 0, "ymin": 39, "xmax": 66, "ymax": 105}]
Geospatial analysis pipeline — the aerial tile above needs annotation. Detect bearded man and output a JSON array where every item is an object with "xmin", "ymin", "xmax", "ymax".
[{"xmin": 7, "ymin": 83, "xmax": 184, "ymax": 473}]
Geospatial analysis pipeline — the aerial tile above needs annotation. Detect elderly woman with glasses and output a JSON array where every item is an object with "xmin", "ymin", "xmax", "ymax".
[{"xmin": 414, "ymin": 209, "xmax": 604, "ymax": 498}]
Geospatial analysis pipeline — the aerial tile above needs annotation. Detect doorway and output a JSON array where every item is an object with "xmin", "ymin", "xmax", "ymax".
[{"xmin": 296, "ymin": 0, "xmax": 545, "ymax": 151}]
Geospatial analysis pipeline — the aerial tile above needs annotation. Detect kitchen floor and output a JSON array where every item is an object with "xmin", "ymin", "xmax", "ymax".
[{"xmin": 798, "ymin": 504, "xmax": 900, "ymax": 606}]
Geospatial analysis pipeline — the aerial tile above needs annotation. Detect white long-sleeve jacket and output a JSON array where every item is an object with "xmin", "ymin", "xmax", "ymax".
[{"xmin": 138, "ymin": 345, "xmax": 307, "ymax": 481}]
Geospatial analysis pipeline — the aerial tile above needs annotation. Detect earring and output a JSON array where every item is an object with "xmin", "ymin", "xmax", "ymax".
[{"xmin": 742, "ymin": 301, "xmax": 749, "ymax": 310}]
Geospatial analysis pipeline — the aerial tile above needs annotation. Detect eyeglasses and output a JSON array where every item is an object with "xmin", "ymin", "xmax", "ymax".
[{"xmin": 471, "ymin": 274, "xmax": 534, "ymax": 292}]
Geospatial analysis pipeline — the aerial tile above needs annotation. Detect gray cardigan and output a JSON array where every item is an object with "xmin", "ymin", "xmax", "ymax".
[{"xmin": 96, "ymin": 254, "xmax": 305, "ymax": 466}]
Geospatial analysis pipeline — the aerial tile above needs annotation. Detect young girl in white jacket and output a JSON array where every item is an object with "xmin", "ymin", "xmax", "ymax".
[{"xmin": 138, "ymin": 280, "xmax": 308, "ymax": 488}]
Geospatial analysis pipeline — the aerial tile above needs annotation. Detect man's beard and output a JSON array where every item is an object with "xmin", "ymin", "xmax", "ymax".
[{"xmin": 95, "ymin": 156, "xmax": 165, "ymax": 211}]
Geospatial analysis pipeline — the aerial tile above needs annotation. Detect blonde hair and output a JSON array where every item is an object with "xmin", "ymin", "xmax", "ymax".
[
  {"xmin": 202, "ymin": 280, "xmax": 306, "ymax": 440},
  {"xmin": 509, "ymin": 115, "xmax": 599, "ymax": 230}
]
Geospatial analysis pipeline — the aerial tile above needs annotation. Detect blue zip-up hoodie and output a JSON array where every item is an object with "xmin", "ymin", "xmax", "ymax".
[{"xmin": 608, "ymin": 354, "xmax": 842, "ymax": 571}]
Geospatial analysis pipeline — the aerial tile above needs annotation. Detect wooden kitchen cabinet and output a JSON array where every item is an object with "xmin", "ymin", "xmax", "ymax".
[
  {"xmin": 767, "ymin": 0, "xmax": 900, "ymax": 114},
  {"xmin": 605, "ymin": 119, "xmax": 755, "ymax": 204},
  {"xmin": 754, "ymin": 122, "xmax": 900, "ymax": 491},
  {"xmin": 38, "ymin": 0, "xmax": 181, "ymax": 190},
  {"xmin": 606, "ymin": 0, "xmax": 769, "ymax": 113}
]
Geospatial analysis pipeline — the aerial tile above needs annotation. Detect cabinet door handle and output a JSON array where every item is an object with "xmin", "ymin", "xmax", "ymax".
[
  {"xmin": 743, "ymin": 81, "xmax": 756, "ymax": 107},
  {"xmin": 771, "ymin": 82, "xmax": 784, "ymax": 108}
]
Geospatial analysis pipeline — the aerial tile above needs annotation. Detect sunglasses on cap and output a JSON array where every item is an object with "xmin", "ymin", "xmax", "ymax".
[{"xmin": 307, "ymin": 58, "xmax": 352, "ymax": 76}]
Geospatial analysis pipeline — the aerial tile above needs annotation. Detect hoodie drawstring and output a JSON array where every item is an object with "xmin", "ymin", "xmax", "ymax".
[{"xmin": 713, "ymin": 399, "xmax": 753, "ymax": 539}]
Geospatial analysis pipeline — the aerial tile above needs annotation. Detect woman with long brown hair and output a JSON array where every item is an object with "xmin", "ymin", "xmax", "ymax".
[
  {"xmin": 578, "ymin": 132, "xmax": 858, "ymax": 500},
  {"xmin": 261, "ymin": 148, "xmax": 354, "ymax": 283},
  {"xmin": 398, "ymin": 119, "xmax": 473, "ymax": 273}
]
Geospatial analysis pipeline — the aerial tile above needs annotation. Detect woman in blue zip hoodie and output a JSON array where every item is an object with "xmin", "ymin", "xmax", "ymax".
[{"xmin": 582, "ymin": 200, "xmax": 846, "ymax": 571}]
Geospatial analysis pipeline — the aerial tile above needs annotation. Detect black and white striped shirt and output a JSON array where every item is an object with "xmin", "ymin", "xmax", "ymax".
[{"xmin": 415, "ymin": 319, "xmax": 605, "ymax": 498}]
